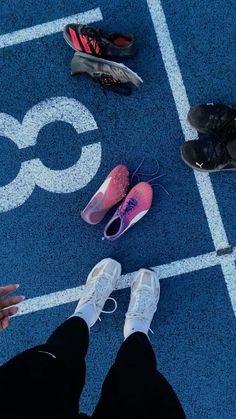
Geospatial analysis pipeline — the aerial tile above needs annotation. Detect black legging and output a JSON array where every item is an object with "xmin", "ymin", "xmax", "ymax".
[{"xmin": 0, "ymin": 317, "xmax": 185, "ymax": 419}]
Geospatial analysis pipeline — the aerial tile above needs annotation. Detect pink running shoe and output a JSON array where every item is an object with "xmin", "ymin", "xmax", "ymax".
[
  {"xmin": 104, "ymin": 182, "xmax": 153, "ymax": 240},
  {"xmin": 81, "ymin": 164, "xmax": 129, "ymax": 224}
]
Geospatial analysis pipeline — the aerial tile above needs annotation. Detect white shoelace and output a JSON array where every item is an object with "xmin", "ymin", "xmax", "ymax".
[{"xmin": 98, "ymin": 297, "xmax": 117, "ymax": 322}]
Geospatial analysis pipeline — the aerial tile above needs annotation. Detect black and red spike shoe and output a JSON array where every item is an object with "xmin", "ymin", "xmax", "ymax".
[{"xmin": 63, "ymin": 23, "xmax": 136, "ymax": 59}]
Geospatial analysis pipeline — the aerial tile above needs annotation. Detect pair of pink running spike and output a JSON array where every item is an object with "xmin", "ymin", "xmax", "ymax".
[{"xmin": 81, "ymin": 164, "xmax": 153, "ymax": 241}]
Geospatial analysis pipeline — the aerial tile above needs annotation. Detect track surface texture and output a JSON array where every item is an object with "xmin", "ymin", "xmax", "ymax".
[{"xmin": 0, "ymin": 1, "xmax": 236, "ymax": 418}]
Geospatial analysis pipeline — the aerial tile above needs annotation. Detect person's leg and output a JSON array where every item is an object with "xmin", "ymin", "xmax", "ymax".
[
  {"xmin": 0, "ymin": 313, "xmax": 89, "ymax": 418},
  {"xmin": 0, "ymin": 258, "xmax": 121, "ymax": 418},
  {"xmin": 92, "ymin": 269, "xmax": 186, "ymax": 419}
]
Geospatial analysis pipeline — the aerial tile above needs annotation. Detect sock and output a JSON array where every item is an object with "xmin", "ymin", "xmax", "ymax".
[
  {"xmin": 124, "ymin": 317, "xmax": 150, "ymax": 340},
  {"xmin": 70, "ymin": 302, "xmax": 97, "ymax": 328}
]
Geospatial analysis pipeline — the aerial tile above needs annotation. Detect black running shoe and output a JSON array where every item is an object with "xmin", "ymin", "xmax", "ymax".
[
  {"xmin": 70, "ymin": 52, "xmax": 143, "ymax": 95},
  {"xmin": 180, "ymin": 138, "xmax": 236, "ymax": 172},
  {"xmin": 63, "ymin": 23, "xmax": 136, "ymax": 59},
  {"xmin": 187, "ymin": 103, "xmax": 236, "ymax": 140}
]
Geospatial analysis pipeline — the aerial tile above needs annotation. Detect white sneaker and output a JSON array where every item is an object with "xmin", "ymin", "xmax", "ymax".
[
  {"xmin": 75, "ymin": 258, "xmax": 121, "ymax": 326},
  {"xmin": 124, "ymin": 268, "xmax": 160, "ymax": 338}
]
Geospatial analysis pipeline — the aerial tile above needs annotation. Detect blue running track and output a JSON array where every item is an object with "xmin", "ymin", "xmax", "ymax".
[{"xmin": 0, "ymin": 1, "xmax": 236, "ymax": 417}]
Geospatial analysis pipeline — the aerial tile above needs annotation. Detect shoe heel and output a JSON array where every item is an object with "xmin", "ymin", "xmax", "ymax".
[{"xmin": 81, "ymin": 194, "xmax": 108, "ymax": 225}]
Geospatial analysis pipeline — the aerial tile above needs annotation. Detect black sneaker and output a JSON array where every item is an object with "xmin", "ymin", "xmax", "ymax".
[
  {"xmin": 187, "ymin": 103, "xmax": 236, "ymax": 140},
  {"xmin": 63, "ymin": 23, "xmax": 136, "ymax": 59},
  {"xmin": 180, "ymin": 138, "xmax": 236, "ymax": 172},
  {"xmin": 70, "ymin": 52, "xmax": 143, "ymax": 95}
]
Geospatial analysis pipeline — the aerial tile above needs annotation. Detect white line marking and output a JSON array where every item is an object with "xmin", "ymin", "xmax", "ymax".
[
  {"xmin": 147, "ymin": 0, "xmax": 236, "ymax": 315},
  {"xmin": 0, "ymin": 97, "xmax": 101, "ymax": 211},
  {"xmin": 0, "ymin": 3, "xmax": 233, "ymax": 322},
  {"xmin": 194, "ymin": 172, "xmax": 229, "ymax": 249},
  {"xmin": 15, "ymin": 249, "xmax": 233, "ymax": 316},
  {"xmin": 147, "ymin": 0, "xmax": 229, "ymax": 251},
  {"xmin": 0, "ymin": 8, "xmax": 103, "ymax": 49},
  {"xmin": 220, "ymin": 258, "xmax": 236, "ymax": 317}
]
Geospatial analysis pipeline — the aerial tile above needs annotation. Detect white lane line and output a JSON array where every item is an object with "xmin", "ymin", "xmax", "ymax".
[
  {"xmin": 194, "ymin": 172, "xmax": 230, "ymax": 250},
  {"xmin": 147, "ymin": 0, "xmax": 236, "ymax": 317},
  {"xmin": 15, "ymin": 249, "xmax": 232, "ymax": 316},
  {"xmin": 0, "ymin": 8, "xmax": 103, "ymax": 49},
  {"xmin": 221, "ymin": 258, "xmax": 236, "ymax": 317},
  {"xmin": 146, "ymin": 0, "xmax": 229, "ymax": 252}
]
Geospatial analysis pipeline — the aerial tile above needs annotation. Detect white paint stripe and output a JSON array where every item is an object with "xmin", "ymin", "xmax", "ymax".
[
  {"xmin": 0, "ymin": 8, "xmax": 103, "ymax": 49},
  {"xmin": 146, "ymin": 0, "xmax": 196, "ymax": 141},
  {"xmin": 15, "ymin": 249, "xmax": 233, "ymax": 317},
  {"xmin": 233, "ymin": 247, "xmax": 236, "ymax": 259},
  {"xmin": 221, "ymin": 258, "xmax": 236, "ymax": 317},
  {"xmin": 147, "ymin": 0, "xmax": 229, "ymax": 251},
  {"xmin": 1, "ymin": 2, "xmax": 233, "ymax": 323},
  {"xmin": 147, "ymin": 0, "xmax": 236, "ymax": 316},
  {"xmin": 194, "ymin": 172, "xmax": 229, "ymax": 249}
]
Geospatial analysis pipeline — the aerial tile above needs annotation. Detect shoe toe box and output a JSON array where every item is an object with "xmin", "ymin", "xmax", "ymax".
[
  {"xmin": 187, "ymin": 104, "xmax": 212, "ymax": 131},
  {"xmin": 91, "ymin": 258, "xmax": 122, "ymax": 280}
]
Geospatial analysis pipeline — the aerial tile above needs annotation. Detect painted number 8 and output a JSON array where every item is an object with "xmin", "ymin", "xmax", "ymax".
[{"xmin": 0, "ymin": 97, "xmax": 101, "ymax": 212}]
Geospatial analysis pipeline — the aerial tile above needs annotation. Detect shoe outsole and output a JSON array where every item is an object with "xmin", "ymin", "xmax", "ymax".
[{"xmin": 71, "ymin": 51, "xmax": 143, "ymax": 87}]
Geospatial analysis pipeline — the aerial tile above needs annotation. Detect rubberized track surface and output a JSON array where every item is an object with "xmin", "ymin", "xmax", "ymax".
[{"xmin": 0, "ymin": 1, "xmax": 236, "ymax": 417}]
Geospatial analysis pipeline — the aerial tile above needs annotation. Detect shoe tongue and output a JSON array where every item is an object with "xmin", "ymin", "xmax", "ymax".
[{"xmin": 226, "ymin": 140, "xmax": 236, "ymax": 160}]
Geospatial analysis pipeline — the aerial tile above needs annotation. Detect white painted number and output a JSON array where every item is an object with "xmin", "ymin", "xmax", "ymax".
[{"xmin": 0, "ymin": 97, "xmax": 101, "ymax": 212}]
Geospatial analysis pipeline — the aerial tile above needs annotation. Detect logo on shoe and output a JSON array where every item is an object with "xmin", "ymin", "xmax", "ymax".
[{"xmin": 196, "ymin": 162, "xmax": 204, "ymax": 168}]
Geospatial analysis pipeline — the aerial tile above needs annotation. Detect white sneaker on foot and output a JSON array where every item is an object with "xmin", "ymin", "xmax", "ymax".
[
  {"xmin": 124, "ymin": 268, "xmax": 160, "ymax": 339},
  {"xmin": 75, "ymin": 258, "xmax": 121, "ymax": 326}
]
